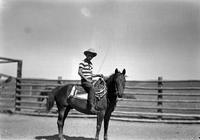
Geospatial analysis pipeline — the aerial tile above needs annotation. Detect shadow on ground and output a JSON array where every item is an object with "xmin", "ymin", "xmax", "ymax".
[{"xmin": 35, "ymin": 134, "xmax": 94, "ymax": 140}]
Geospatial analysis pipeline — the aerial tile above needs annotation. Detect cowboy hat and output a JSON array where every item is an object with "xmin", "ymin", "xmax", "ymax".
[{"xmin": 84, "ymin": 48, "xmax": 97, "ymax": 57}]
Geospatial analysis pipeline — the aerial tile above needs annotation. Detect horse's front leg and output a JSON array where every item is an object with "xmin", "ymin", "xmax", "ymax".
[
  {"xmin": 104, "ymin": 108, "xmax": 113, "ymax": 140},
  {"xmin": 104, "ymin": 113, "xmax": 111, "ymax": 140},
  {"xmin": 95, "ymin": 111, "xmax": 105, "ymax": 140}
]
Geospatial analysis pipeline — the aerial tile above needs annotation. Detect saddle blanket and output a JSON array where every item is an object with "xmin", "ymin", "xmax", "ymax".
[
  {"xmin": 70, "ymin": 85, "xmax": 87, "ymax": 99},
  {"xmin": 69, "ymin": 78, "xmax": 107, "ymax": 100}
]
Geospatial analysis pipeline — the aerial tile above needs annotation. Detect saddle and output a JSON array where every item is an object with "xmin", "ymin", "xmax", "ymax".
[{"xmin": 69, "ymin": 78, "xmax": 107, "ymax": 100}]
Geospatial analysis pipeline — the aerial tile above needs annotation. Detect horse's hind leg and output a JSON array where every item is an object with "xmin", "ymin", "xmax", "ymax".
[
  {"xmin": 57, "ymin": 107, "xmax": 65, "ymax": 140},
  {"xmin": 57, "ymin": 105, "xmax": 71, "ymax": 140},
  {"xmin": 63, "ymin": 105, "xmax": 71, "ymax": 120},
  {"xmin": 95, "ymin": 111, "xmax": 105, "ymax": 140}
]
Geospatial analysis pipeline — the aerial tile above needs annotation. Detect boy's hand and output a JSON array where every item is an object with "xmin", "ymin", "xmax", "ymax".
[
  {"xmin": 99, "ymin": 74, "xmax": 104, "ymax": 78},
  {"xmin": 87, "ymin": 79, "xmax": 93, "ymax": 83}
]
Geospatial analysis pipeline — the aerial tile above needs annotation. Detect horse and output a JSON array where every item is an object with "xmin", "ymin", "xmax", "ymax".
[{"xmin": 46, "ymin": 68, "xmax": 126, "ymax": 140}]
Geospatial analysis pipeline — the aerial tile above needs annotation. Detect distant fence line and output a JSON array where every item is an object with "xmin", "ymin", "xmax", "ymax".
[{"xmin": 1, "ymin": 76, "xmax": 200, "ymax": 123}]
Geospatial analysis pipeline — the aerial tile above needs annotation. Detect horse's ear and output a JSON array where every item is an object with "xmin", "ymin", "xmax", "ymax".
[
  {"xmin": 122, "ymin": 69, "xmax": 126, "ymax": 75},
  {"xmin": 115, "ymin": 68, "xmax": 119, "ymax": 74}
]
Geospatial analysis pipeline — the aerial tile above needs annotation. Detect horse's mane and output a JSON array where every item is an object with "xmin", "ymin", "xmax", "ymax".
[
  {"xmin": 105, "ymin": 73, "xmax": 116, "ymax": 86},
  {"xmin": 104, "ymin": 72, "xmax": 121, "ymax": 104},
  {"xmin": 105, "ymin": 73, "xmax": 120, "ymax": 95}
]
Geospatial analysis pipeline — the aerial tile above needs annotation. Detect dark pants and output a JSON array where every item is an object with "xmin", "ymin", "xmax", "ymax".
[{"xmin": 81, "ymin": 80, "xmax": 95, "ymax": 108}]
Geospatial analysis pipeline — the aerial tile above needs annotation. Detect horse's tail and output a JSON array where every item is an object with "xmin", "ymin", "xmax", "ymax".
[{"xmin": 46, "ymin": 87, "xmax": 59, "ymax": 112}]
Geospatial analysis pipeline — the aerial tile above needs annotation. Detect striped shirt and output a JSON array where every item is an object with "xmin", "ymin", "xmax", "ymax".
[{"xmin": 79, "ymin": 60, "xmax": 93, "ymax": 81}]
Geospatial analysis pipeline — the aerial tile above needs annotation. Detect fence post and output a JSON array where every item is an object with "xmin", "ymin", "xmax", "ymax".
[
  {"xmin": 157, "ymin": 76, "xmax": 163, "ymax": 120},
  {"xmin": 15, "ymin": 61, "xmax": 23, "ymax": 111},
  {"xmin": 17, "ymin": 61, "xmax": 22, "ymax": 79},
  {"xmin": 58, "ymin": 76, "xmax": 63, "ymax": 85}
]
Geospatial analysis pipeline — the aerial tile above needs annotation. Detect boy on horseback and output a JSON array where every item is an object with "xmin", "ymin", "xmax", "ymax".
[{"xmin": 78, "ymin": 48, "xmax": 103, "ymax": 114}]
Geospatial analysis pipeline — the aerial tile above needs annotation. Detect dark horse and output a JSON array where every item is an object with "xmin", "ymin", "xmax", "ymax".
[{"xmin": 46, "ymin": 68, "xmax": 126, "ymax": 140}]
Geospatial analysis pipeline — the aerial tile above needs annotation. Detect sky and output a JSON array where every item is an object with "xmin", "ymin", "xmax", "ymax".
[{"xmin": 0, "ymin": 0, "xmax": 200, "ymax": 80}]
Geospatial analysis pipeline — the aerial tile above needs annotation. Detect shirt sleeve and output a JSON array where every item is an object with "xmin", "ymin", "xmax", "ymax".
[{"xmin": 79, "ymin": 62, "xmax": 84, "ymax": 69}]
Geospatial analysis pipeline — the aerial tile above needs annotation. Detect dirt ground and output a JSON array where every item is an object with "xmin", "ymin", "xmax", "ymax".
[{"xmin": 0, "ymin": 113, "xmax": 200, "ymax": 140}]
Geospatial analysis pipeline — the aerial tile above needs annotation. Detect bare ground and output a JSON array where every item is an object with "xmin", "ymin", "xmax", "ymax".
[{"xmin": 0, "ymin": 113, "xmax": 200, "ymax": 140}]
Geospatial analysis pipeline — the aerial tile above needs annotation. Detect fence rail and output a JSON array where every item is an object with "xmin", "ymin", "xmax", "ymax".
[{"xmin": 1, "ymin": 76, "xmax": 200, "ymax": 123}]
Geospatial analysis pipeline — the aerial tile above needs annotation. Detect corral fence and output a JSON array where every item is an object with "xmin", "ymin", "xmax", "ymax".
[
  {"xmin": 0, "ymin": 57, "xmax": 22, "ymax": 113},
  {"xmin": 1, "ymin": 76, "xmax": 200, "ymax": 123}
]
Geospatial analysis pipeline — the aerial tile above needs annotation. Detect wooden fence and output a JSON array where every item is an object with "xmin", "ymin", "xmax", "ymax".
[
  {"xmin": 1, "ymin": 77, "xmax": 200, "ymax": 123},
  {"xmin": 0, "ymin": 57, "xmax": 22, "ymax": 112},
  {"xmin": 0, "ymin": 76, "xmax": 16, "ymax": 112}
]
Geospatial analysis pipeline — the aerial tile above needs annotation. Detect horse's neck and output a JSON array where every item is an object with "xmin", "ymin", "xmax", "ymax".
[
  {"xmin": 106, "ymin": 77, "xmax": 117, "ymax": 105},
  {"xmin": 107, "ymin": 93, "xmax": 117, "ymax": 106}
]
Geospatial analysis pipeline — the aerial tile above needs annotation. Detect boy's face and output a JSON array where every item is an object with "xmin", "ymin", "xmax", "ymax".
[{"xmin": 86, "ymin": 53, "xmax": 94, "ymax": 61}]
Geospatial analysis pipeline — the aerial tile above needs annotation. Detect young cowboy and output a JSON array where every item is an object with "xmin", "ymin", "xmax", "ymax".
[{"xmin": 78, "ymin": 48, "xmax": 103, "ymax": 114}]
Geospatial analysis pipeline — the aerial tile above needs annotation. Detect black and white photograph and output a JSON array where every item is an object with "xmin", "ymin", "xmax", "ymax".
[{"xmin": 0, "ymin": 0, "xmax": 200, "ymax": 139}]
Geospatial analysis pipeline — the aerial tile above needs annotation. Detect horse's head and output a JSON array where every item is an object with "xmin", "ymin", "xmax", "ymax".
[{"xmin": 113, "ymin": 68, "xmax": 126, "ymax": 98}]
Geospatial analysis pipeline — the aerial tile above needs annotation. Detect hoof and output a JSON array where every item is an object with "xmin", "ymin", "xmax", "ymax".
[
  {"xmin": 104, "ymin": 136, "xmax": 108, "ymax": 140},
  {"xmin": 58, "ymin": 135, "xmax": 64, "ymax": 140}
]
